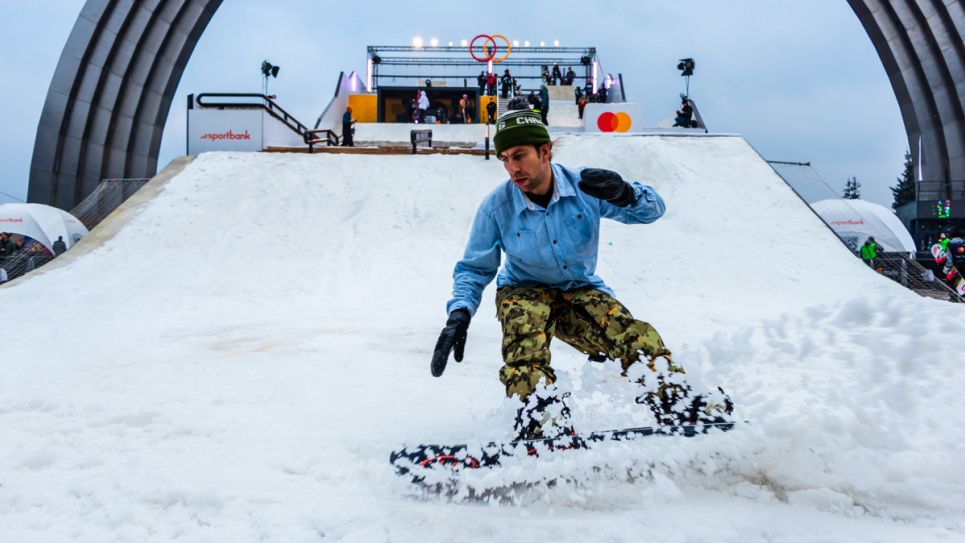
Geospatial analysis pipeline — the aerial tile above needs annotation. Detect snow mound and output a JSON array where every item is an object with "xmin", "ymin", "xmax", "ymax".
[{"xmin": 1, "ymin": 135, "xmax": 962, "ymax": 541}]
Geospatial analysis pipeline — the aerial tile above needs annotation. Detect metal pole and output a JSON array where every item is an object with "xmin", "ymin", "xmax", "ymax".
[{"xmin": 485, "ymin": 119, "xmax": 490, "ymax": 160}]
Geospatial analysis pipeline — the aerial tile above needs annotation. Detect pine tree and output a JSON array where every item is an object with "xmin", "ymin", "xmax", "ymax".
[
  {"xmin": 843, "ymin": 177, "xmax": 861, "ymax": 199},
  {"xmin": 891, "ymin": 150, "xmax": 916, "ymax": 210}
]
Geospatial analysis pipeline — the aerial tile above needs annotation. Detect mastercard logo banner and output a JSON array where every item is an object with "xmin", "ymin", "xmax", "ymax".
[{"xmin": 597, "ymin": 111, "xmax": 632, "ymax": 132}]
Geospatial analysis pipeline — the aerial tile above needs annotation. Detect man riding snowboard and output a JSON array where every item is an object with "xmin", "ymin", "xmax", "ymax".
[{"xmin": 431, "ymin": 98, "xmax": 731, "ymax": 441}]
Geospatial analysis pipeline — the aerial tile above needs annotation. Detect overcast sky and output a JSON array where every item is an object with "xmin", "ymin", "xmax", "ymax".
[{"xmin": 0, "ymin": 0, "xmax": 907, "ymax": 208}]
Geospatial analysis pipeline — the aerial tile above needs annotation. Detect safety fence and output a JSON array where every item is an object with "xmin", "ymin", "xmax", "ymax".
[
  {"xmin": 872, "ymin": 252, "xmax": 962, "ymax": 302},
  {"xmin": 0, "ymin": 177, "xmax": 149, "ymax": 284}
]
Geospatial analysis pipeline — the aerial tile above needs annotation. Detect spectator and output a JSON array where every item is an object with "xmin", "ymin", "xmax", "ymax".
[
  {"xmin": 486, "ymin": 99, "xmax": 497, "ymax": 124},
  {"xmin": 861, "ymin": 236, "xmax": 882, "ymax": 269},
  {"xmin": 526, "ymin": 90, "xmax": 539, "ymax": 108},
  {"xmin": 487, "ymin": 72, "xmax": 497, "ymax": 96},
  {"xmin": 577, "ymin": 94, "xmax": 587, "ymax": 120},
  {"xmin": 539, "ymin": 85, "xmax": 550, "ymax": 125},
  {"xmin": 0, "ymin": 232, "xmax": 14, "ymax": 259},
  {"xmin": 52, "ymin": 236, "xmax": 67, "ymax": 256},
  {"xmin": 673, "ymin": 96, "xmax": 694, "ymax": 128},
  {"xmin": 552, "ymin": 63, "xmax": 562, "ymax": 86},
  {"xmin": 541, "ymin": 65, "xmax": 550, "ymax": 86},
  {"xmin": 342, "ymin": 105, "xmax": 355, "ymax": 147},
  {"xmin": 417, "ymin": 90, "xmax": 429, "ymax": 123},
  {"xmin": 477, "ymin": 71, "xmax": 487, "ymax": 95},
  {"xmin": 500, "ymin": 69, "xmax": 513, "ymax": 99},
  {"xmin": 459, "ymin": 94, "xmax": 469, "ymax": 123},
  {"xmin": 467, "ymin": 99, "xmax": 476, "ymax": 123},
  {"xmin": 565, "ymin": 66, "xmax": 576, "ymax": 85},
  {"xmin": 574, "ymin": 86, "xmax": 583, "ymax": 105}
]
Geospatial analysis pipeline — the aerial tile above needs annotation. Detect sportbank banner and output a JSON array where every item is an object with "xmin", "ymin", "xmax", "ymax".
[{"xmin": 188, "ymin": 109, "xmax": 263, "ymax": 155}]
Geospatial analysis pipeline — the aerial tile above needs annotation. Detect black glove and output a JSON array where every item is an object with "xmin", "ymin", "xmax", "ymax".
[
  {"xmin": 578, "ymin": 168, "xmax": 637, "ymax": 207},
  {"xmin": 430, "ymin": 308, "xmax": 471, "ymax": 377}
]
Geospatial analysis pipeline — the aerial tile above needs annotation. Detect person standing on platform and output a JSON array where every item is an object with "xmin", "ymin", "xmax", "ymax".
[
  {"xmin": 342, "ymin": 105, "xmax": 355, "ymax": 147},
  {"xmin": 539, "ymin": 85, "xmax": 550, "ymax": 125},
  {"xmin": 501, "ymin": 69, "xmax": 513, "ymax": 99}
]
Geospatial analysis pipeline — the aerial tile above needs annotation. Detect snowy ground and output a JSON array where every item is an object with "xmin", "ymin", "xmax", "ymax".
[{"xmin": 2, "ymin": 135, "xmax": 964, "ymax": 541}]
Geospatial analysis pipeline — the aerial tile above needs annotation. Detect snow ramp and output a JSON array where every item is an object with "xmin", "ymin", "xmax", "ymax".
[{"xmin": 1, "ymin": 135, "xmax": 964, "ymax": 541}]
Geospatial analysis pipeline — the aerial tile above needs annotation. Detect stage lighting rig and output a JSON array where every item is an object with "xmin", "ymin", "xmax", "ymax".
[
  {"xmin": 677, "ymin": 57, "xmax": 694, "ymax": 96},
  {"xmin": 261, "ymin": 60, "xmax": 280, "ymax": 95}
]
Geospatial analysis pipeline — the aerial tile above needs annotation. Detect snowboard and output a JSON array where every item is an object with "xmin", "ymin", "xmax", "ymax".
[
  {"xmin": 931, "ymin": 242, "xmax": 965, "ymax": 296},
  {"xmin": 390, "ymin": 421, "xmax": 736, "ymax": 477}
]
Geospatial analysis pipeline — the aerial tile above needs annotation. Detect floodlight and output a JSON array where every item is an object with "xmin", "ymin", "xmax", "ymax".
[
  {"xmin": 677, "ymin": 58, "xmax": 695, "ymax": 77},
  {"xmin": 553, "ymin": 40, "xmax": 559, "ymax": 46},
  {"xmin": 540, "ymin": 41, "xmax": 545, "ymax": 47},
  {"xmin": 413, "ymin": 37, "xmax": 423, "ymax": 47},
  {"xmin": 524, "ymin": 41, "xmax": 530, "ymax": 47},
  {"xmin": 430, "ymin": 38, "xmax": 439, "ymax": 47},
  {"xmin": 461, "ymin": 39, "xmax": 468, "ymax": 46}
]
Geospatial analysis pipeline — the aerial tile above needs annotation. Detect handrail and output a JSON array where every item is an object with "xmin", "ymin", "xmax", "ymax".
[
  {"xmin": 411, "ymin": 129, "xmax": 432, "ymax": 154},
  {"xmin": 305, "ymin": 129, "xmax": 340, "ymax": 153},
  {"xmin": 196, "ymin": 93, "xmax": 309, "ymax": 137}
]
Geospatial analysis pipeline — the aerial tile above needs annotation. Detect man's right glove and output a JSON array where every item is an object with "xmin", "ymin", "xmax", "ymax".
[
  {"xmin": 430, "ymin": 308, "xmax": 471, "ymax": 377},
  {"xmin": 578, "ymin": 168, "xmax": 637, "ymax": 207}
]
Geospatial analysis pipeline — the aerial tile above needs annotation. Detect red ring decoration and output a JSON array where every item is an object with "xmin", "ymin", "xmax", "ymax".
[{"xmin": 470, "ymin": 34, "xmax": 497, "ymax": 62}]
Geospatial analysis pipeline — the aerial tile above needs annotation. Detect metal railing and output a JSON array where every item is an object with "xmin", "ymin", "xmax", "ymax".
[
  {"xmin": 304, "ymin": 129, "xmax": 339, "ymax": 152},
  {"xmin": 196, "ymin": 93, "xmax": 309, "ymax": 138},
  {"xmin": 917, "ymin": 180, "xmax": 965, "ymax": 201},
  {"xmin": 871, "ymin": 251, "xmax": 962, "ymax": 302}
]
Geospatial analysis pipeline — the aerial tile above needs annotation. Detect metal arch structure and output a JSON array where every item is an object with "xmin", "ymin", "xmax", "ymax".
[
  {"xmin": 848, "ymin": 0, "xmax": 965, "ymax": 187},
  {"xmin": 28, "ymin": 0, "xmax": 222, "ymax": 210},
  {"xmin": 27, "ymin": 0, "xmax": 965, "ymax": 210}
]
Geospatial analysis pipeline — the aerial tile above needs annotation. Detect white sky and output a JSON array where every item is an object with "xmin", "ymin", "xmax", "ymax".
[{"xmin": 0, "ymin": 0, "xmax": 907, "ymax": 207}]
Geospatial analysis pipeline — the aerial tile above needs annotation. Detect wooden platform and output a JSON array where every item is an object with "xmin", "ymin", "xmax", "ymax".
[{"xmin": 264, "ymin": 146, "xmax": 487, "ymax": 156}]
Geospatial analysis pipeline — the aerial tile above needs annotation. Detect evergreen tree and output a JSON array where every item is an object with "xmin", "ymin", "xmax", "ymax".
[
  {"xmin": 891, "ymin": 150, "xmax": 916, "ymax": 210},
  {"xmin": 843, "ymin": 177, "xmax": 861, "ymax": 199}
]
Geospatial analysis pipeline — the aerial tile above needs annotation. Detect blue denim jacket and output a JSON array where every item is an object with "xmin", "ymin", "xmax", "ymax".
[{"xmin": 447, "ymin": 163, "xmax": 666, "ymax": 316}]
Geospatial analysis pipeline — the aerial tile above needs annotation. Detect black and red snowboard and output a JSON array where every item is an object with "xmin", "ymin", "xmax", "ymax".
[{"xmin": 390, "ymin": 421, "xmax": 736, "ymax": 477}]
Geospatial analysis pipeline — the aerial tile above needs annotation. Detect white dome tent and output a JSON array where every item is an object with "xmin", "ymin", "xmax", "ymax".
[
  {"xmin": 0, "ymin": 203, "xmax": 89, "ymax": 253},
  {"xmin": 810, "ymin": 198, "xmax": 916, "ymax": 253}
]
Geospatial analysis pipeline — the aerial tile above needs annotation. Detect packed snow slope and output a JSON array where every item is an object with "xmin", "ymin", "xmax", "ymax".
[{"xmin": 2, "ymin": 134, "xmax": 964, "ymax": 542}]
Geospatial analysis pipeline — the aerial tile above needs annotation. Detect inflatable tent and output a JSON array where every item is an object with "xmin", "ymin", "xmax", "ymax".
[
  {"xmin": 811, "ymin": 198, "xmax": 916, "ymax": 253},
  {"xmin": 0, "ymin": 203, "xmax": 89, "ymax": 253}
]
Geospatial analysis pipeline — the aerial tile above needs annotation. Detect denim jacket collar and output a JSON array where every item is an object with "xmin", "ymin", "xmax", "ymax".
[{"xmin": 512, "ymin": 163, "xmax": 576, "ymax": 215}]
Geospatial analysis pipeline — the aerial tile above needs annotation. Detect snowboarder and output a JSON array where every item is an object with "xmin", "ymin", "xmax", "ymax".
[
  {"xmin": 861, "ymin": 236, "xmax": 882, "ymax": 268},
  {"xmin": 430, "ymin": 98, "xmax": 732, "ymax": 441}
]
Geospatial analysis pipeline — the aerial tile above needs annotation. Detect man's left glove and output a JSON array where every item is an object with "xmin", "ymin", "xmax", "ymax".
[
  {"xmin": 578, "ymin": 168, "xmax": 637, "ymax": 207},
  {"xmin": 430, "ymin": 308, "xmax": 471, "ymax": 377}
]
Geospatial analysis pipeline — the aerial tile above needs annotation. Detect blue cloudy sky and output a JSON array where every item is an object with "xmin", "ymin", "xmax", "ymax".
[{"xmin": 0, "ymin": 0, "xmax": 907, "ymax": 207}]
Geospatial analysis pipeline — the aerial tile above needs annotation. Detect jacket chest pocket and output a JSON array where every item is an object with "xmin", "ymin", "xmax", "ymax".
[
  {"xmin": 563, "ymin": 211, "xmax": 595, "ymax": 249},
  {"xmin": 506, "ymin": 230, "xmax": 549, "ymax": 268}
]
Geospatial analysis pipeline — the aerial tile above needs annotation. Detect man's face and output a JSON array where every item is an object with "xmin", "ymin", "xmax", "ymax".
[{"xmin": 499, "ymin": 144, "xmax": 552, "ymax": 196}]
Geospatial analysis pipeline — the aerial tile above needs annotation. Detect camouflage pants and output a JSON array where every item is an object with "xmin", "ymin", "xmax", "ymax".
[{"xmin": 495, "ymin": 286, "xmax": 684, "ymax": 400}]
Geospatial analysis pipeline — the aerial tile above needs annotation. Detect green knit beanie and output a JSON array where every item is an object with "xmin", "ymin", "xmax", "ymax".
[{"xmin": 493, "ymin": 108, "xmax": 550, "ymax": 157}]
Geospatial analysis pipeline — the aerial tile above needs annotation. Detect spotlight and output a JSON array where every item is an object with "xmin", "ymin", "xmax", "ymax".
[
  {"xmin": 513, "ymin": 40, "xmax": 519, "ymax": 47},
  {"xmin": 677, "ymin": 58, "xmax": 695, "ymax": 77},
  {"xmin": 413, "ymin": 37, "xmax": 423, "ymax": 47},
  {"xmin": 553, "ymin": 40, "xmax": 559, "ymax": 46},
  {"xmin": 524, "ymin": 41, "xmax": 530, "ymax": 47},
  {"xmin": 540, "ymin": 41, "xmax": 545, "ymax": 46},
  {"xmin": 430, "ymin": 38, "xmax": 439, "ymax": 47},
  {"xmin": 461, "ymin": 39, "xmax": 468, "ymax": 46},
  {"xmin": 448, "ymin": 41, "xmax": 453, "ymax": 47},
  {"xmin": 261, "ymin": 60, "xmax": 279, "ymax": 78}
]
